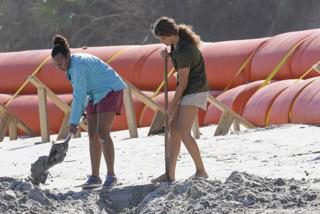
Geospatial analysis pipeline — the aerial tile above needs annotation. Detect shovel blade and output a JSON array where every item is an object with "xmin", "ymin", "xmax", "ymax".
[
  {"xmin": 47, "ymin": 133, "xmax": 72, "ymax": 167},
  {"xmin": 47, "ymin": 142, "xmax": 68, "ymax": 166}
]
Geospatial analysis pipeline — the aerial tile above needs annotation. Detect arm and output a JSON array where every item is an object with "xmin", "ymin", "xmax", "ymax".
[{"xmin": 69, "ymin": 65, "xmax": 88, "ymax": 131}]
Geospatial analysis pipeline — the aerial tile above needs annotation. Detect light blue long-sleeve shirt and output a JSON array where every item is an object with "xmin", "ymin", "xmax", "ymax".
[{"xmin": 67, "ymin": 53, "xmax": 127, "ymax": 125}]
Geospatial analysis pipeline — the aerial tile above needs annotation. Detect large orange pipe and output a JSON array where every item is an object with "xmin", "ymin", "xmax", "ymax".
[{"xmin": 1, "ymin": 29, "xmax": 320, "ymax": 135}]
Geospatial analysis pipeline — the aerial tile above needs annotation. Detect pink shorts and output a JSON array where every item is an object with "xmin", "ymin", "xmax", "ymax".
[{"xmin": 86, "ymin": 90, "xmax": 123, "ymax": 115}]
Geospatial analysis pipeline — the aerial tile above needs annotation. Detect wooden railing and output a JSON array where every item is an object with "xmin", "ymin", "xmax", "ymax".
[
  {"xmin": 207, "ymin": 95, "xmax": 255, "ymax": 136},
  {"xmin": 0, "ymin": 76, "xmax": 254, "ymax": 143},
  {"xmin": 0, "ymin": 105, "xmax": 35, "ymax": 141}
]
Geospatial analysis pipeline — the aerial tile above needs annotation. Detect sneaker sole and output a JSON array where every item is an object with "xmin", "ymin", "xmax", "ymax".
[
  {"xmin": 103, "ymin": 181, "xmax": 118, "ymax": 189},
  {"xmin": 76, "ymin": 184, "xmax": 102, "ymax": 189}
]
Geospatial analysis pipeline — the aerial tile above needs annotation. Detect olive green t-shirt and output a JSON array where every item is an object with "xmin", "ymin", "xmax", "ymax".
[{"xmin": 170, "ymin": 39, "xmax": 209, "ymax": 96}]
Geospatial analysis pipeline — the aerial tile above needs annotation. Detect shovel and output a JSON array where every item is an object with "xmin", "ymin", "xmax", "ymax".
[
  {"xmin": 163, "ymin": 48, "xmax": 170, "ymax": 177},
  {"xmin": 30, "ymin": 133, "xmax": 73, "ymax": 185}
]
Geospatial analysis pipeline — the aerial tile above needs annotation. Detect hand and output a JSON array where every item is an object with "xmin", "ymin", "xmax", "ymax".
[
  {"xmin": 81, "ymin": 113, "xmax": 88, "ymax": 126},
  {"xmin": 69, "ymin": 124, "xmax": 78, "ymax": 135},
  {"xmin": 160, "ymin": 48, "xmax": 169, "ymax": 59}
]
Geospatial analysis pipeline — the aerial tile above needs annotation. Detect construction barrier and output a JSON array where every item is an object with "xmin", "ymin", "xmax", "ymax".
[{"xmin": 0, "ymin": 29, "xmax": 320, "ymax": 137}]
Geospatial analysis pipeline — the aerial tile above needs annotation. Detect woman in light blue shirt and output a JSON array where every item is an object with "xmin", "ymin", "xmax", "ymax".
[{"xmin": 51, "ymin": 35, "xmax": 126, "ymax": 189}]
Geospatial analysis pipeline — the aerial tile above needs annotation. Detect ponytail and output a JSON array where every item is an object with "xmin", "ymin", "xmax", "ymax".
[
  {"xmin": 152, "ymin": 17, "xmax": 201, "ymax": 47},
  {"xmin": 178, "ymin": 24, "xmax": 201, "ymax": 47}
]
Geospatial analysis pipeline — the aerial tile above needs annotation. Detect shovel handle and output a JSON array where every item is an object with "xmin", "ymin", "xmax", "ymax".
[
  {"xmin": 163, "ymin": 48, "xmax": 170, "ymax": 176},
  {"xmin": 64, "ymin": 132, "xmax": 73, "ymax": 145}
]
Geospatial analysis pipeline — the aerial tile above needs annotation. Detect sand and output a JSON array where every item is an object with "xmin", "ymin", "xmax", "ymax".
[
  {"xmin": 0, "ymin": 124, "xmax": 319, "ymax": 213},
  {"xmin": 0, "ymin": 171, "xmax": 319, "ymax": 213}
]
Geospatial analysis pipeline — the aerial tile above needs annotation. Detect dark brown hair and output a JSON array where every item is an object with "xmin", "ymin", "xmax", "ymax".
[
  {"xmin": 51, "ymin": 35, "xmax": 70, "ymax": 58},
  {"xmin": 152, "ymin": 17, "xmax": 201, "ymax": 47}
]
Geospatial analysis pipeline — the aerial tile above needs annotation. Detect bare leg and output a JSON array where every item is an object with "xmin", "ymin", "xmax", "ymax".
[
  {"xmin": 87, "ymin": 113, "xmax": 102, "ymax": 177},
  {"xmin": 152, "ymin": 107, "xmax": 181, "ymax": 182},
  {"xmin": 167, "ymin": 108, "xmax": 182, "ymax": 180},
  {"xmin": 177, "ymin": 106, "xmax": 208, "ymax": 178},
  {"xmin": 97, "ymin": 112, "xmax": 116, "ymax": 176}
]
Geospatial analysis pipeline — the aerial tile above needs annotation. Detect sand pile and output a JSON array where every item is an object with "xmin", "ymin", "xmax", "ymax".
[
  {"xmin": 0, "ymin": 176, "xmax": 155, "ymax": 214},
  {"xmin": 0, "ymin": 176, "xmax": 106, "ymax": 214},
  {"xmin": 123, "ymin": 171, "xmax": 320, "ymax": 214},
  {"xmin": 1, "ymin": 171, "xmax": 319, "ymax": 214}
]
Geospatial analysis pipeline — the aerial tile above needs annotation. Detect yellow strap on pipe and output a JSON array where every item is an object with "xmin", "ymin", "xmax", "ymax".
[
  {"xmin": 263, "ymin": 37, "xmax": 311, "ymax": 126},
  {"xmin": 224, "ymin": 39, "xmax": 269, "ymax": 91},
  {"xmin": 266, "ymin": 64, "xmax": 320, "ymax": 126},
  {"xmin": 289, "ymin": 62, "xmax": 320, "ymax": 120},
  {"xmin": 223, "ymin": 51, "xmax": 254, "ymax": 91},
  {"xmin": 105, "ymin": 47, "xmax": 131, "ymax": 64},
  {"xmin": 138, "ymin": 67, "xmax": 175, "ymax": 126},
  {"xmin": 5, "ymin": 55, "xmax": 51, "ymax": 107},
  {"xmin": 151, "ymin": 68, "xmax": 175, "ymax": 99},
  {"xmin": 288, "ymin": 77, "xmax": 319, "ymax": 122},
  {"xmin": 259, "ymin": 37, "xmax": 309, "ymax": 90}
]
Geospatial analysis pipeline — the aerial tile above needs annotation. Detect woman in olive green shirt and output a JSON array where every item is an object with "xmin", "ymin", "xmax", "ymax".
[{"xmin": 152, "ymin": 17, "xmax": 209, "ymax": 182}]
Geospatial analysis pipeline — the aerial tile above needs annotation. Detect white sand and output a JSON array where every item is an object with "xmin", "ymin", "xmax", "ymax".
[{"xmin": 0, "ymin": 124, "xmax": 319, "ymax": 213}]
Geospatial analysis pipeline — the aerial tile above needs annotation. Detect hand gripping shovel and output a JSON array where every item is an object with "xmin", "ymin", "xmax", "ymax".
[{"xmin": 30, "ymin": 133, "xmax": 73, "ymax": 185}]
